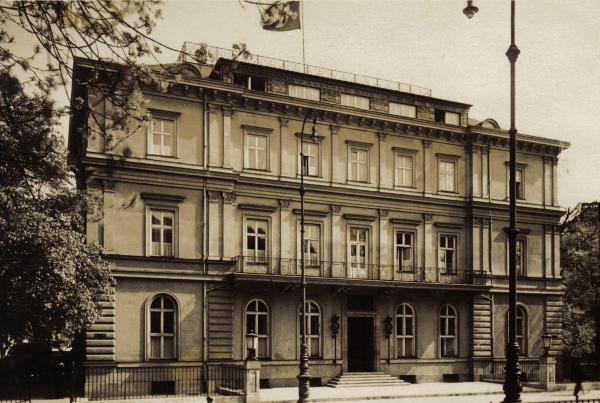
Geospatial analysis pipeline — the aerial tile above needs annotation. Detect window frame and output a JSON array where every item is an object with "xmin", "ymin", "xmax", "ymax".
[
  {"xmin": 389, "ymin": 102, "xmax": 417, "ymax": 118},
  {"xmin": 243, "ymin": 126, "xmax": 273, "ymax": 171},
  {"xmin": 346, "ymin": 141, "xmax": 372, "ymax": 183},
  {"xmin": 348, "ymin": 226, "xmax": 370, "ymax": 277},
  {"xmin": 341, "ymin": 93, "xmax": 370, "ymax": 110},
  {"xmin": 147, "ymin": 109, "xmax": 180, "ymax": 158},
  {"xmin": 298, "ymin": 300, "xmax": 322, "ymax": 358},
  {"xmin": 434, "ymin": 110, "xmax": 461, "ymax": 125},
  {"xmin": 142, "ymin": 193, "xmax": 184, "ymax": 258},
  {"xmin": 145, "ymin": 293, "xmax": 179, "ymax": 361},
  {"xmin": 396, "ymin": 303, "xmax": 416, "ymax": 358},
  {"xmin": 234, "ymin": 74, "xmax": 266, "ymax": 92},
  {"xmin": 439, "ymin": 304, "xmax": 458, "ymax": 357},
  {"xmin": 299, "ymin": 222, "xmax": 321, "ymax": 267},
  {"xmin": 437, "ymin": 154, "xmax": 460, "ymax": 194},
  {"xmin": 438, "ymin": 233, "xmax": 458, "ymax": 273},
  {"xmin": 395, "ymin": 231, "xmax": 415, "ymax": 272},
  {"xmin": 506, "ymin": 235, "xmax": 527, "ymax": 277},
  {"xmin": 505, "ymin": 162, "xmax": 527, "ymax": 200},
  {"xmin": 245, "ymin": 298, "xmax": 270, "ymax": 359},
  {"xmin": 393, "ymin": 147, "xmax": 418, "ymax": 188},
  {"xmin": 245, "ymin": 218, "xmax": 269, "ymax": 262},
  {"xmin": 289, "ymin": 84, "xmax": 320, "ymax": 101},
  {"xmin": 297, "ymin": 132, "xmax": 325, "ymax": 178}
]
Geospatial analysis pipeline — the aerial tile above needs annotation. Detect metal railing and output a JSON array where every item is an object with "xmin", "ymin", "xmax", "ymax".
[
  {"xmin": 477, "ymin": 358, "xmax": 540, "ymax": 383},
  {"xmin": 557, "ymin": 356, "xmax": 600, "ymax": 384},
  {"xmin": 85, "ymin": 364, "xmax": 245, "ymax": 401},
  {"xmin": 177, "ymin": 42, "xmax": 432, "ymax": 97},
  {"xmin": 234, "ymin": 256, "xmax": 487, "ymax": 285}
]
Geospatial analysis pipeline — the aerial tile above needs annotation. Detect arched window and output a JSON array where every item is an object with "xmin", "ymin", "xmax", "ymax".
[
  {"xmin": 245, "ymin": 299, "xmax": 269, "ymax": 359},
  {"xmin": 396, "ymin": 303, "xmax": 415, "ymax": 357},
  {"xmin": 148, "ymin": 295, "xmax": 177, "ymax": 360},
  {"xmin": 439, "ymin": 305, "xmax": 457, "ymax": 357},
  {"xmin": 516, "ymin": 306, "xmax": 527, "ymax": 355},
  {"xmin": 299, "ymin": 301, "xmax": 321, "ymax": 358}
]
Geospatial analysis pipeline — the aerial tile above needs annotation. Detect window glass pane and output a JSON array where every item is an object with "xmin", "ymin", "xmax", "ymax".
[
  {"xmin": 257, "ymin": 338, "xmax": 267, "ymax": 358},
  {"xmin": 163, "ymin": 311, "xmax": 174, "ymax": 333},
  {"xmin": 153, "ymin": 133, "xmax": 162, "ymax": 151},
  {"xmin": 257, "ymin": 315, "xmax": 268, "ymax": 334},
  {"xmin": 162, "ymin": 120, "xmax": 174, "ymax": 134},
  {"xmin": 163, "ymin": 135, "xmax": 173, "ymax": 156},
  {"xmin": 247, "ymin": 236, "xmax": 255, "ymax": 250},
  {"xmin": 257, "ymin": 301, "xmax": 268, "ymax": 312},
  {"xmin": 440, "ymin": 318, "xmax": 447, "ymax": 335},
  {"xmin": 246, "ymin": 315, "xmax": 255, "ymax": 333},
  {"xmin": 406, "ymin": 317, "xmax": 413, "ymax": 335},
  {"xmin": 309, "ymin": 338, "xmax": 319, "ymax": 356},
  {"xmin": 162, "ymin": 298, "xmax": 174, "ymax": 309},
  {"xmin": 163, "ymin": 337, "xmax": 175, "ymax": 358},
  {"xmin": 257, "ymin": 221, "xmax": 266, "ymax": 234},
  {"xmin": 150, "ymin": 337, "xmax": 160, "ymax": 358},
  {"xmin": 150, "ymin": 312, "xmax": 161, "ymax": 333},
  {"xmin": 448, "ymin": 318, "xmax": 456, "ymax": 335},
  {"xmin": 359, "ymin": 230, "xmax": 366, "ymax": 242},
  {"xmin": 405, "ymin": 340, "xmax": 414, "ymax": 356}
]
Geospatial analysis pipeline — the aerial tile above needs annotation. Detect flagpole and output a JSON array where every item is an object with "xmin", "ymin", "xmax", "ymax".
[{"xmin": 301, "ymin": 1, "xmax": 306, "ymax": 73}]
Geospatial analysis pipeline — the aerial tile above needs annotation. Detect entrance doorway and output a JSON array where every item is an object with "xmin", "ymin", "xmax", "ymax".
[{"xmin": 347, "ymin": 316, "xmax": 374, "ymax": 372}]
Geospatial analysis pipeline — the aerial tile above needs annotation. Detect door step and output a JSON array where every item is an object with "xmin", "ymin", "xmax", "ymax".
[{"xmin": 326, "ymin": 372, "xmax": 409, "ymax": 388}]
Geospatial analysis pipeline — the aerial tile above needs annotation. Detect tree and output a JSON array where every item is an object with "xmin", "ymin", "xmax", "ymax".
[
  {"xmin": 560, "ymin": 202, "xmax": 600, "ymax": 357},
  {"xmin": 1, "ymin": 0, "xmax": 166, "ymax": 151},
  {"xmin": 0, "ymin": 70, "xmax": 113, "ymax": 357}
]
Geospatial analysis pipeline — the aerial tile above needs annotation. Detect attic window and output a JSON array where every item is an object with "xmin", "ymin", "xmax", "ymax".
[
  {"xmin": 234, "ymin": 74, "xmax": 266, "ymax": 92},
  {"xmin": 435, "ymin": 110, "xmax": 460, "ymax": 125}
]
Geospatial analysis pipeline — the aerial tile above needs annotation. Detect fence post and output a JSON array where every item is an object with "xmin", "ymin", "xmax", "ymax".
[
  {"xmin": 539, "ymin": 356, "xmax": 556, "ymax": 390},
  {"xmin": 243, "ymin": 360, "xmax": 261, "ymax": 403}
]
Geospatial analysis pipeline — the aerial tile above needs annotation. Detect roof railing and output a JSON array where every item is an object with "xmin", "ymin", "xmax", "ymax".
[{"xmin": 177, "ymin": 41, "xmax": 432, "ymax": 97}]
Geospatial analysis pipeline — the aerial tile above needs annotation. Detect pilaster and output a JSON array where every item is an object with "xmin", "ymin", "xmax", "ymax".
[
  {"xmin": 207, "ymin": 190, "xmax": 221, "ymax": 259},
  {"xmin": 223, "ymin": 192, "xmax": 236, "ymax": 258},
  {"xmin": 102, "ymin": 180, "xmax": 116, "ymax": 254},
  {"xmin": 208, "ymin": 103, "xmax": 220, "ymax": 167},
  {"xmin": 222, "ymin": 105, "xmax": 233, "ymax": 169},
  {"xmin": 422, "ymin": 140, "xmax": 432, "ymax": 196}
]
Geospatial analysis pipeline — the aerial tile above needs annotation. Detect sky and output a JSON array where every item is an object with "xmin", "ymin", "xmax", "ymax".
[
  {"xmin": 152, "ymin": 0, "xmax": 600, "ymax": 209},
  {"xmin": 12, "ymin": 0, "xmax": 599, "ymax": 209}
]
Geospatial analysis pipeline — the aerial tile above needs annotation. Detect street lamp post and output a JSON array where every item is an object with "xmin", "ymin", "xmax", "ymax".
[
  {"xmin": 298, "ymin": 108, "xmax": 318, "ymax": 403},
  {"xmin": 464, "ymin": 1, "xmax": 522, "ymax": 402}
]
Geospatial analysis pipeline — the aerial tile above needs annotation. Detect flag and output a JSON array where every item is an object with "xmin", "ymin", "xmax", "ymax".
[{"xmin": 260, "ymin": 1, "xmax": 301, "ymax": 31}]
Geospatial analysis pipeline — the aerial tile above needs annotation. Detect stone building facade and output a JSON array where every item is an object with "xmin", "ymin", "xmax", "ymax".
[{"xmin": 68, "ymin": 46, "xmax": 567, "ymax": 388}]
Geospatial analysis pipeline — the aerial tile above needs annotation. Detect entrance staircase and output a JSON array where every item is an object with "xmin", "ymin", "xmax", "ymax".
[{"xmin": 326, "ymin": 372, "xmax": 409, "ymax": 388}]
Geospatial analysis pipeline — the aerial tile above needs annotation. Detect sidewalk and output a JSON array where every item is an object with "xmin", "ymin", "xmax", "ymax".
[{"xmin": 260, "ymin": 382, "xmax": 600, "ymax": 403}]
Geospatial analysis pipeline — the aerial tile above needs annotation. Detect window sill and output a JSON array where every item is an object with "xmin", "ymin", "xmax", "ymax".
[{"xmin": 147, "ymin": 154, "xmax": 179, "ymax": 160}]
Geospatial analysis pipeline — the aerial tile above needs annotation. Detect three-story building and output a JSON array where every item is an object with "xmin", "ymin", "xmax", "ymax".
[{"xmin": 68, "ymin": 43, "xmax": 568, "ymax": 389}]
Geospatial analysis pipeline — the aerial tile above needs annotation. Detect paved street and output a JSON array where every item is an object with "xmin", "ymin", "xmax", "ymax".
[{"xmin": 260, "ymin": 383, "xmax": 600, "ymax": 403}]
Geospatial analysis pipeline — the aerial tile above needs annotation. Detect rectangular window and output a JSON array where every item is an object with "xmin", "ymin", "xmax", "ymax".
[
  {"xmin": 246, "ymin": 133, "xmax": 268, "ymax": 170},
  {"xmin": 289, "ymin": 84, "xmax": 320, "ymax": 101},
  {"xmin": 247, "ymin": 219, "xmax": 267, "ymax": 262},
  {"xmin": 395, "ymin": 154, "xmax": 413, "ymax": 188},
  {"xmin": 439, "ymin": 160, "xmax": 456, "ymax": 192},
  {"xmin": 349, "ymin": 148, "xmax": 368, "ymax": 182},
  {"xmin": 150, "ymin": 118, "xmax": 175, "ymax": 157},
  {"xmin": 349, "ymin": 228, "xmax": 368, "ymax": 270},
  {"xmin": 151, "ymin": 210, "xmax": 174, "ymax": 257},
  {"xmin": 389, "ymin": 102, "xmax": 416, "ymax": 118},
  {"xmin": 301, "ymin": 141, "xmax": 319, "ymax": 176},
  {"xmin": 303, "ymin": 224, "xmax": 320, "ymax": 266},
  {"xmin": 396, "ymin": 232, "xmax": 413, "ymax": 271},
  {"xmin": 341, "ymin": 93, "xmax": 370, "ymax": 110},
  {"xmin": 439, "ymin": 235, "xmax": 457, "ymax": 273},
  {"xmin": 234, "ymin": 74, "xmax": 266, "ymax": 92},
  {"xmin": 435, "ymin": 110, "xmax": 460, "ymax": 125},
  {"xmin": 516, "ymin": 238, "xmax": 526, "ymax": 276},
  {"xmin": 516, "ymin": 169, "xmax": 524, "ymax": 199}
]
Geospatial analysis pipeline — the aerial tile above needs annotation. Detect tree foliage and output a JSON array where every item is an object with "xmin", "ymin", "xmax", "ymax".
[
  {"xmin": 0, "ymin": 70, "xmax": 113, "ymax": 357},
  {"xmin": 560, "ymin": 202, "xmax": 600, "ymax": 357},
  {"xmin": 0, "ymin": 0, "xmax": 166, "ymax": 150}
]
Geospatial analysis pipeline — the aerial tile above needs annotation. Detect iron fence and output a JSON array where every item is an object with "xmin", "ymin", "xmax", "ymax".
[
  {"xmin": 235, "ymin": 256, "xmax": 487, "ymax": 285},
  {"xmin": 478, "ymin": 358, "xmax": 540, "ymax": 383},
  {"xmin": 85, "ymin": 364, "xmax": 245, "ymax": 401},
  {"xmin": 557, "ymin": 356, "xmax": 600, "ymax": 384}
]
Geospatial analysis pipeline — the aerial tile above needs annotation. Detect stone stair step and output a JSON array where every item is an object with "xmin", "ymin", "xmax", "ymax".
[{"xmin": 326, "ymin": 372, "xmax": 409, "ymax": 388}]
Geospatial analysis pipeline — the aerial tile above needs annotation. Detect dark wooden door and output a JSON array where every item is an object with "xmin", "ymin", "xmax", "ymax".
[{"xmin": 347, "ymin": 317, "xmax": 374, "ymax": 372}]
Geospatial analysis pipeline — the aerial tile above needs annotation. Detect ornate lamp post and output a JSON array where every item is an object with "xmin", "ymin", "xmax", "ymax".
[
  {"xmin": 464, "ymin": 1, "xmax": 522, "ymax": 402},
  {"xmin": 298, "ymin": 108, "xmax": 318, "ymax": 403}
]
